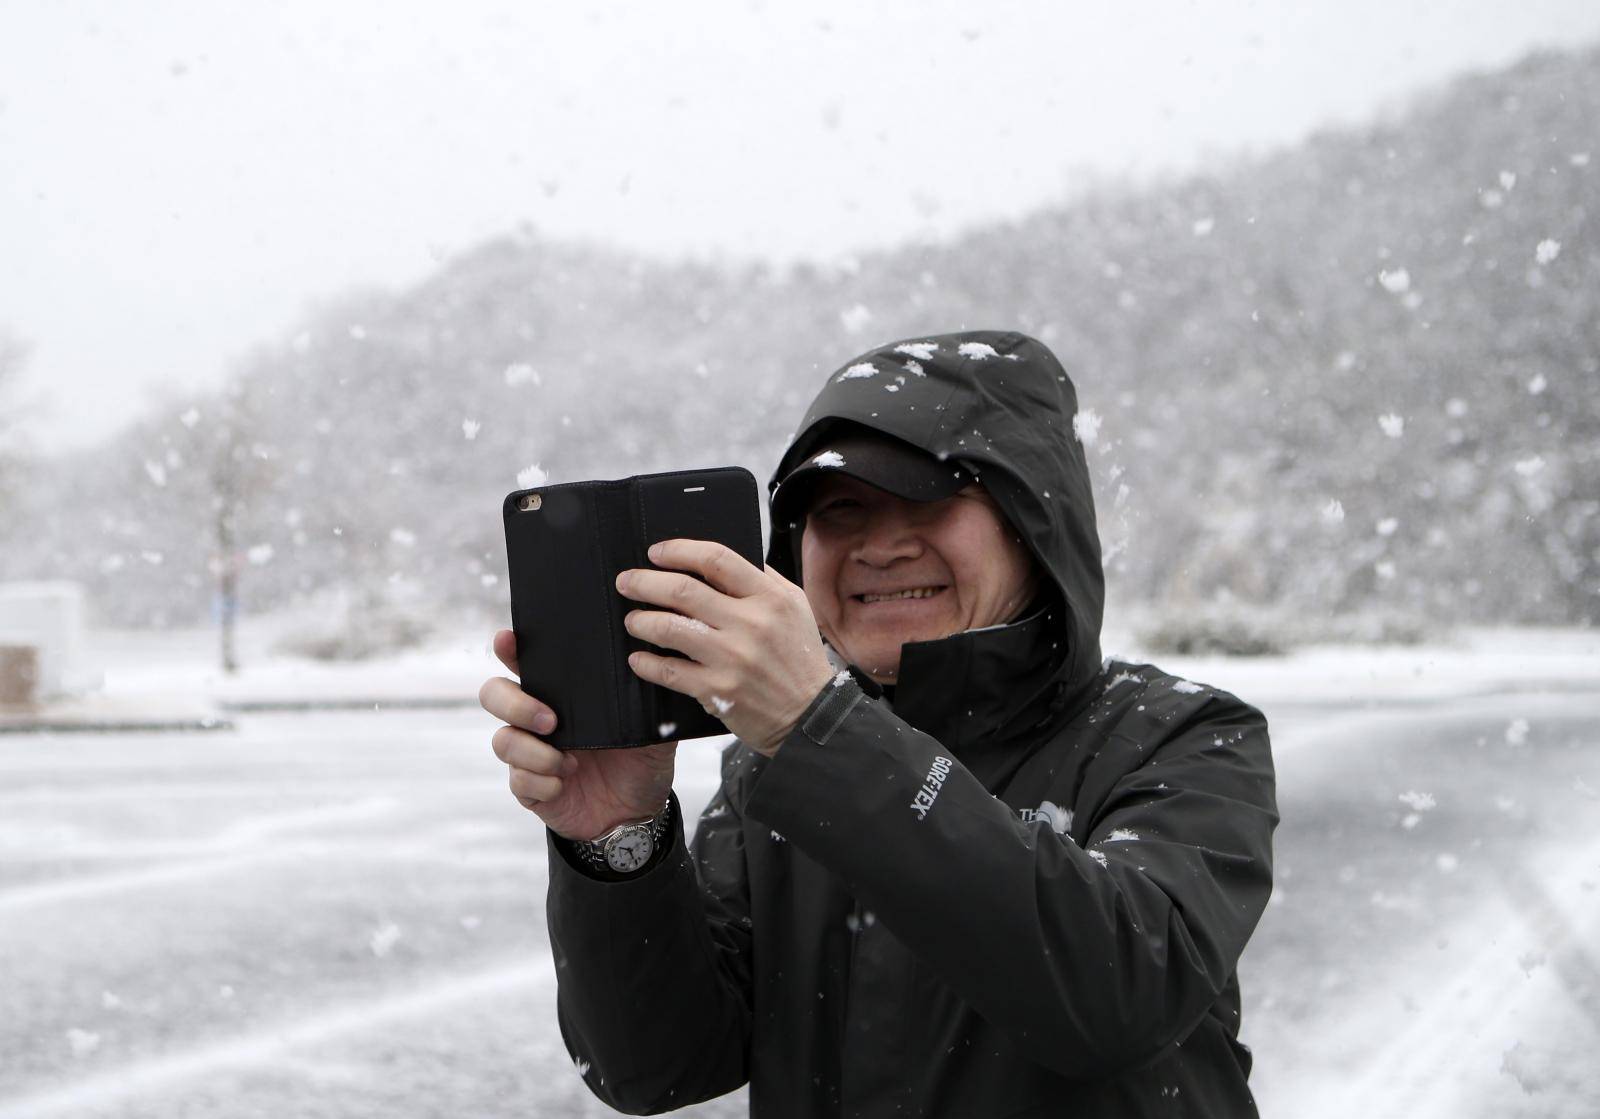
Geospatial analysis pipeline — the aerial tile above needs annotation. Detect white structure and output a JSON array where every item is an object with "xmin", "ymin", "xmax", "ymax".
[{"xmin": 0, "ymin": 581, "xmax": 87, "ymax": 700}]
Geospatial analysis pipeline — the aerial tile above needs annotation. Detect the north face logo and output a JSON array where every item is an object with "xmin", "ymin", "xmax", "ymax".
[{"xmin": 1019, "ymin": 800, "xmax": 1073, "ymax": 835}]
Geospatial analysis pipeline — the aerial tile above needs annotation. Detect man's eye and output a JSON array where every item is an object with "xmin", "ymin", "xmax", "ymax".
[{"xmin": 812, "ymin": 498, "xmax": 859, "ymax": 515}]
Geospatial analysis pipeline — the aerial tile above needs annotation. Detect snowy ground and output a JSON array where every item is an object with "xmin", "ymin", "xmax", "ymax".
[{"xmin": 1, "ymin": 626, "xmax": 1597, "ymax": 1117}]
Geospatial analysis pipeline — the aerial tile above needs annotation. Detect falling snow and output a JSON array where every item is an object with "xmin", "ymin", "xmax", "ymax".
[
  {"xmin": 1534, "ymin": 239, "xmax": 1561, "ymax": 264},
  {"xmin": 369, "ymin": 922, "xmax": 402, "ymax": 958},
  {"xmin": 1378, "ymin": 268, "xmax": 1411, "ymax": 294},
  {"xmin": 1072, "ymin": 409, "xmax": 1102, "ymax": 448},
  {"xmin": 1378, "ymin": 413, "xmax": 1405, "ymax": 438}
]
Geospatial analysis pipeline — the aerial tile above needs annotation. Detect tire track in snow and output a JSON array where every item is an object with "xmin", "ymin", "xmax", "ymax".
[{"xmin": 0, "ymin": 954, "xmax": 554, "ymax": 1118}]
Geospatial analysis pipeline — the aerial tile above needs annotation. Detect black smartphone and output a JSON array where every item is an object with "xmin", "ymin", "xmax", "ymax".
[{"xmin": 501, "ymin": 466, "xmax": 764, "ymax": 749}]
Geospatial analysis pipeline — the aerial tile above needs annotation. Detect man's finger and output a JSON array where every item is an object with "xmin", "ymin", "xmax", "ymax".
[
  {"xmin": 646, "ymin": 538, "xmax": 767, "ymax": 598},
  {"xmin": 491, "ymin": 724, "xmax": 568, "ymax": 774},
  {"xmin": 479, "ymin": 677, "xmax": 558, "ymax": 735},
  {"xmin": 623, "ymin": 608, "xmax": 720, "ymax": 662},
  {"xmin": 627, "ymin": 648, "xmax": 710, "ymax": 701},
  {"xmin": 509, "ymin": 766, "xmax": 562, "ymax": 807},
  {"xmin": 615, "ymin": 567, "xmax": 736, "ymax": 627},
  {"xmin": 492, "ymin": 629, "xmax": 518, "ymax": 675}
]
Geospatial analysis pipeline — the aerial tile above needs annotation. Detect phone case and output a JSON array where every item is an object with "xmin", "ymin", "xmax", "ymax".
[{"xmin": 502, "ymin": 466, "xmax": 764, "ymax": 749}]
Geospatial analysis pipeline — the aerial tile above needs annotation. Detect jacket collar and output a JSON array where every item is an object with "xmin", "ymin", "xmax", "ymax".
[{"xmin": 849, "ymin": 597, "xmax": 1085, "ymax": 779}]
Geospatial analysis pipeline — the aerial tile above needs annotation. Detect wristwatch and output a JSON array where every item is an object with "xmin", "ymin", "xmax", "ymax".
[{"xmin": 571, "ymin": 800, "xmax": 672, "ymax": 876}]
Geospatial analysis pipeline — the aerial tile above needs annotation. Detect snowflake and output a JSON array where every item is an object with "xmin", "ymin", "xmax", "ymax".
[
  {"xmin": 1072, "ymin": 409, "xmax": 1102, "ymax": 448},
  {"xmin": 1378, "ymin": 268, "xmax": 1411, "ymax": 294},
  {"xmin": 1192, "ymin": 216, "xmax": 1215, "ymax": 236},
  {"xmin": 1378, "ymin": 413, "xmax": 1405, "ymax": 438},
  {"xmin": 1535, "ymin": 239, "xmax": 1561, "ymax": 265},
  {"xmin": 462, "ymin": 418, "xmax": 481, "ymax": 440},
  {"xmin": 1397, "ymin": 790, "xmax": 1436, "ymax": 811},
  {"xmin": 840, "ymin": 303, "xmax": 873, "ymax": 334},
  {"xmin": 1321, "ymin": 499, "xmax": 1346, "ymax": 526}
]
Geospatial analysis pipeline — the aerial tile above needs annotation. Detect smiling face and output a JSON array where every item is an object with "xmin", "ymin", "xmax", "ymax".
[{"xmin": 799, "ymin": 474, "xmax": 1041, "ymax": 683}]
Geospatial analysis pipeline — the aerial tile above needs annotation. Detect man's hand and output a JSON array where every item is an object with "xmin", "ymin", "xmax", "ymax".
[
  {"xmin": 480, "ymin": 629, "xmax": 677, "ymax": 841},
  {"xmin": 617, "ymin": 539, "xmax": 836, "ymax": 757}
]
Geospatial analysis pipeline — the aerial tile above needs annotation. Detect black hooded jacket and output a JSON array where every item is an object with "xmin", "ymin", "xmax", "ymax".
[{"xmin": 545, "ymin": 331, "xmax": 1278, "ymax": 1117}]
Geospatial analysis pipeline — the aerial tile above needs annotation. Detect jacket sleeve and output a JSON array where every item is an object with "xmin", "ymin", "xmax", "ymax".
[
  {"xmin": 546, "ymin": 764, "xmax": 754, "ymax": 1115},
  {"xmin": 743, "ymin": 676, "xmax": 1277, "ymax": 1080}
]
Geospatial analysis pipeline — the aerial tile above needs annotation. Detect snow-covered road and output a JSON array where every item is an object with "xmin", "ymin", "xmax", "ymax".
[{"xmin": 1, "ymin": 689, "xmax": 1596, "ymax": 1117}]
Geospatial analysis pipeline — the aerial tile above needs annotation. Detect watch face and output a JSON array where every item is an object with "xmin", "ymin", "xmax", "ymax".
[{"xmin": 605, "ymin": 828, "xmax": 654, "ymax": 873}]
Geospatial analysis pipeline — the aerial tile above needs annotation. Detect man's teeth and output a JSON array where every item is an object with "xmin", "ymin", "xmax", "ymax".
[{"xmin": 860, "ymin": 587, "xmax": 942, "ymax": 603}]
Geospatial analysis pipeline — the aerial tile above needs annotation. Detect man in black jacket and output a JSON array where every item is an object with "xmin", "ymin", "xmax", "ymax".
[{"xmin": 480, "ymin": 330, "xmax": 1278, "ymax": 1117}]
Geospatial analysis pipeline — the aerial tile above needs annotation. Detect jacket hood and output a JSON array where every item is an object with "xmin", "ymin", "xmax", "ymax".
[{"xmin": 766, "ymin": 330, "xmax": 1105, "ymax": 747}]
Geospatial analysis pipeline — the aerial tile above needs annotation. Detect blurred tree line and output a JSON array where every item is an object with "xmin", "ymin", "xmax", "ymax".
[{"xmin": 2, "ymin": 45, "xmax": 1595, "ymax": 639}]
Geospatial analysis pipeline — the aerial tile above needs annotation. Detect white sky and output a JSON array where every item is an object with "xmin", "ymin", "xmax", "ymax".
[{"xmin": 3, "ymin": 0, "xmax": 1599, "ymax": 448}]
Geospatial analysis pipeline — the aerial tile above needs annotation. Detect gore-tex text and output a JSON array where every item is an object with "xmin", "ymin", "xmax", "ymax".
[{"xmin": 910, "ymin": 756, "xmax": 954, "ymax": 820}]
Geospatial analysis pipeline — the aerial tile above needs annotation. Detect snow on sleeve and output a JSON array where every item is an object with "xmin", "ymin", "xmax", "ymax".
[
  {"xmin": 838, "ymin": 362, "xmax": 879, "ymax": 381},
  {"xmin": 1378, "ymin": 413, "xmax": 1405, "ymax": 438},
  {"xmin": 1170, "ymin": 679, "xmax": 1203, "ymax": 695},
  {"xmin": 812, "ymin": 450, "xmax": 846, "ymax": 468},
  {"xmin": 1071, "ymin": 409, "xmax": 1102, "ymax": 448},
  {"xmin": 958, "ymin": 341, "xmax": 1000, "ymax": 360},
  {"xmin": 893, "ymin": 341, "xmax": 940, "ymax": 360}
]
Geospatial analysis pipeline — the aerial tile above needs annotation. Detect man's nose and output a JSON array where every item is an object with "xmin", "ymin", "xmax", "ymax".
[{"xmin": 852, "ymin": 512, "xmax": 923, "ymax": 565}]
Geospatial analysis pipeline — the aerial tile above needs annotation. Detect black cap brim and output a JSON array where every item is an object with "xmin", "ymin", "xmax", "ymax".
[{"xmin": 771, "ymin": 431, "xmax": 976, "ymax": 529}]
